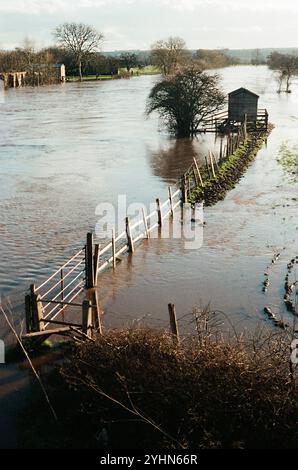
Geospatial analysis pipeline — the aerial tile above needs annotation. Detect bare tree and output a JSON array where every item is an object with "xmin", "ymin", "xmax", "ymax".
[
  {"xmin": 151, "ymin": 36, "xmax": 190, "ymax": 75},
  {"xmin": 267, "ymin": 51, "xmax": 298, "ymax": 93},
  {"xmin": 147, "ymin": 67, "xmax": 226, "ymax": 137},
  {"xmin": 120, "ymin": 52, "xmax": 137, "ymax": 72},
  {"xmin": 54, "ymin": 22, "xmax": 104, "ymax": 81}
]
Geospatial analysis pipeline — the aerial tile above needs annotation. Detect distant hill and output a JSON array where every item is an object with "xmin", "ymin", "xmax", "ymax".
[
  {"xmin": 225, "ymin": 48, "xmax": 298, "ymax": 63},
  {"xmin": 103, "ymin": 48, "xmax": 298, "ymax": 64}
]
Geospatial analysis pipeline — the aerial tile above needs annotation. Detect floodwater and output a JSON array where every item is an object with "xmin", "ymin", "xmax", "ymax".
[
  {"xmin": 0, "ymin": 65, "xmax": 297, "ymax": 337},
  {"xmin": 0, "ymin": 65, "xmax": 298, "ymax": 448}
]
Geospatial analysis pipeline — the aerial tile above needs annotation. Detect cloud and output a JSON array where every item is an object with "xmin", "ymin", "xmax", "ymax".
[
  {"xmin": 0, "ymin": 0, "xmax": 106, "ymax": 14},
  {"xmin": 0, "ymin": 0, "xmax": 140, "ymax": 14},
  {"xmin": 0, "ymin": 0, "xmax": 297, "ymax": 15}
]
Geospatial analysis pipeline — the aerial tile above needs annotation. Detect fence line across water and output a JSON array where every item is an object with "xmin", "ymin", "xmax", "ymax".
[{"xmin": 23, "ymin": 186, "xmax": 182, "ymax": 341}]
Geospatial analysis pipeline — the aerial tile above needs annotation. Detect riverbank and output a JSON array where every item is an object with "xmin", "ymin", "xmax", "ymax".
[{"xmin": 18, "ymin": 324, "xmax": 297, "ymax": 449}]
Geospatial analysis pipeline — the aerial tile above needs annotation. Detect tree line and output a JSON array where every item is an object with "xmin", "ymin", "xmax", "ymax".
[{"xmin": 0, "ymin": 23, "xmax": 239, "ymax": 81}]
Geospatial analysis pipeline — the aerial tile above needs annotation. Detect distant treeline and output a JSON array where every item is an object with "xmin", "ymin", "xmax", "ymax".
[
  {"xmin": 105, "ymin": 47, "xmax": 298, "ymax": 66},
  {"xmin": 1, "ymin": 37, "xmax": 298, "ymax": 79},
  {"xmin": 0, "ymin": 44, "xmax": 239, "ymax": 78},
  {"xmin": 0, "ymin": 44, "xmax": 120, "ymax": 77}
]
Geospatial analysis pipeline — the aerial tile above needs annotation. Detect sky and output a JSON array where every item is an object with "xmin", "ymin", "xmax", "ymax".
[{"xmin": 0, "ymin": 0, "xmax": 297, "ymax": 51}]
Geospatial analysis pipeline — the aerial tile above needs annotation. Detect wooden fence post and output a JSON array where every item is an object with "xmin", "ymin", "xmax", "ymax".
[
  {"xmin": 25, "ymin": 294, "xmax": 32, "ymax": 333},
  {"xmin": 213, "ymin": 151, "xmax": 220, "ymax": 173},
  {"xmin": 87, "ymin": 289, "xmax": 103, "ymax": 336},
  {"xmin": 168, "ymin": 186, "xmax": 174, "ymax": 217},
  {"xmin": 244, "ymin": 113, "xmax": 247, "ymax": 140},
  {"xmin": 82, "ymin": 299, "xmax": 92, "ymax": 338},
  {"xmin": 93, "ymin": 243, "xmax": 100, "ymax": 284},
  {"xmin": 59, "ymin": 269, "xmax": 64, "ymax": 305},
  {"xmin": 204, "ymin": 156, "xmax": 211, "ymax": 179},
  {"xmin": 181, "ymin": 176, "xmax": 187, "ymax": 203},
  {"xmin": 219, "ymin": 138, "xmax": 223, "ymax": 161},
  {"xmin": 112, "ymin": 230, "xmax": 116, "ymax": 269},
  {"xmin": 29, "ymin": 284, "xmax": 44, "ymax": 332},
  {"xmin": 168, "ymin": 303, "xmax": 180, "ymax": 345},
  {"xmin": 142, "ymin": 208, "xmax": 150, "ymax": 239},
  {"xmin": 193, "ymin": 157, "xmax": 203, "ymax": 186},
  {"xmin": 86, "ymin": 232, "xmax": 94, "ymax": 288},
  {"xmin": 209, "ymin": 151, "xmax": 216, "ymax": 178},
  {"xmin": 156, "ymin": 198, "xmax": 162, "ymax": 226},
  {"xmin": 193, "ymin": 169, "xmax": 198, "ymax": 186},
  {"xmin": 36, "ymin": 295, "xmax": 44, "ymax": 331},
  {"xmin": 126, "ymin": 217, "xmax": 134, "ymax": 253},
  {"xmin": 30, "ymin": 284, "xmax": 38, "ymax": 332}
]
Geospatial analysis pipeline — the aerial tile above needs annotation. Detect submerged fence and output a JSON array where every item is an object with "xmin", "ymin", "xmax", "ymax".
[
  {"xmin": 180, "ymin": 120, "xmax": 254, "ymax": 203},
  {"xmin": 23, "ymin": 187, "xmax": 181, "ymax": 340}
]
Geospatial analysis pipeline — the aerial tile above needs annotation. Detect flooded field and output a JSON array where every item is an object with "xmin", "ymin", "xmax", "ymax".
[
  {"xmin": 0, "ymin": 64, "xmax": 298, "ymax": 449},
  {"xmin": 0, "ymin": 65, "xmax": 297, "ymax": 338}
]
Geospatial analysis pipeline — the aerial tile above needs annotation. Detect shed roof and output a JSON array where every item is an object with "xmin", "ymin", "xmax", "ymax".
[{"xmin": 228, "ymin": 87, "xmax": 259, "ymax": 98}]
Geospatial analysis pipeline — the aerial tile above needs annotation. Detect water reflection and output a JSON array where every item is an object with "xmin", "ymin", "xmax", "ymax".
[{"xmin": 149, "ymin": 134, "xmax": 223, "ymax": 183}]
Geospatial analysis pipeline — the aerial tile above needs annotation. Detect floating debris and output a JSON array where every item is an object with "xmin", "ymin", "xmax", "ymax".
[
  {"xmin": 264, "ymin": 306, "xmax": 276, "ymax": 319},
  {"xmin": 264, "ymin": 306, "xmax": 288, "ymax": 329}
]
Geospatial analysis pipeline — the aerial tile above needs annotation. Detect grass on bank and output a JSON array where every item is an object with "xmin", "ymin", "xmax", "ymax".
[
  {"xmin": 18, "ymin": 313, "xmax": 298, "ymax": 449},
  {"xmin": 66, "ymin": 66, "xmax": 160, "ymax": 82}
]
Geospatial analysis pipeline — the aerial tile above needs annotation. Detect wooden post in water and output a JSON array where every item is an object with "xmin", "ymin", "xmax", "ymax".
[
  {"xmin": 156, "ymin": 198, "xmax": 162, "ymax": 226},
  {"xmin": 142, "ymin": 207, "xmax": 150, "ymax": 238},
  {"xmin": 126, "ymin": 217, "xmax": 134, "ymax": 253},
  {"xmin": 93, "ymin": 243, "xmax": 100, "ymax": 284},
  {"xmin": 236, "ymin": 130, "xmax": 240, "ymax": 148},
  {"xmin": 223, "ymin": 144, "xmax": 227, "ymax": 160},
  {"xmin": 168, "ymin": 303, "xmax": 180, "ymax": 345},
  {"xmin": 86, "ymin": 233, "xmax": 94, "ymax": 288},
  {"xmin": 193, "ymin": 168, "xmax": 198, "ymax": 186},
  {"xmin": 168, "ymin": 187, "xmax": 174, "ymax": 217},
  {"xmin": 193, "ymin": 157, "xmax": 203, "ymax": 186},
  {"xmin": 212, "ymin": 151, "xmax": 220, "ymax": 173},
  {"xmin": 209, "ymin": 151, "xmax": 216, "ymax": 178},
  {"xmin": 86, "ymin": 289, "xmax": 102, "ymax": 335},
  {"xmin": 30, "ymin": 284, "xmax": 44, "ymax": 332},
  {"xmin": 82, "ymin": 299, "xmax": 92, "ymax": 338},
  {"xmin": 112, "ymin": 230, "xmax": 116, "ymax": 269},
  {"xmin": 244, "ymin": 114, "xmax": 247, "ymax": 140},
  {"xmin": 188, "ymin": 175, "xmax": 191, "ymax": 195},
  {"xmin": 25, "ymin": 293, "xmax": 33, "ymax": 333},
  {"xmin": 60, "ymin": 269, "xmax": 64, "ymax": 302},
  {"xmin": 204, "ymin": 156, "xmax": 211, "ymax": 179},
  {"xmin": 36, "ymin": 295, "xmax": 44, "ymax": 331},
  {"xmin": 219, "ymin": 138, "xmax": 223, "ymax": 162},
  {"xmin": 30, "ymin": 284, "xmax": 38, "ymax": 332},
  {"xmin": 181, "ymin": 176, "xmax": 187, "ymax": 203}
]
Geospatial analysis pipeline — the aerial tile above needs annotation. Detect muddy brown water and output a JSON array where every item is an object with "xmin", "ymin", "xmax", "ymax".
[{"xmin": 0, "ymin": 66, "xmax": 297, "ymax": 446}]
